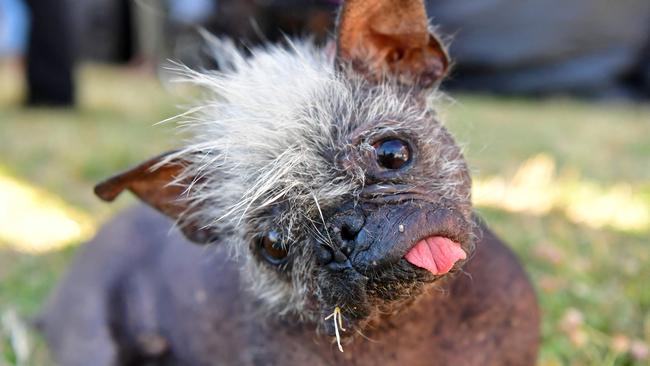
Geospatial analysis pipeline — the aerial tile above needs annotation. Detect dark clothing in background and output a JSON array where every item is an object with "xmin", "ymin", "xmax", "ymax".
[
  {"xmin": 427, "ymin": 0, "xmax": 650, "ymax": 98},
  {"xmin": 25, "ymin": 0, "xmax": 75, "ymax": 106}
]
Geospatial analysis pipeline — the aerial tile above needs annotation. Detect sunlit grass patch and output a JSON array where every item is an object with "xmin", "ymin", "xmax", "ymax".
[
  {"xmin": 0, "ymin": 167, "xmax": 95, "ymax": 254},
  {"xmin": 474, "ymin": 154, "xmax": 650, "ymax": 233}
]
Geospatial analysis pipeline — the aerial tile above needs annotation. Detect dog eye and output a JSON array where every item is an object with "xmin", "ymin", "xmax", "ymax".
[
  {"xmin": 259, "ymin": 230, "xmax": 288, "ymax": 264},
  {"xmin": 373, "ymin": 139, "xmax": 410, "ymax": 169}
]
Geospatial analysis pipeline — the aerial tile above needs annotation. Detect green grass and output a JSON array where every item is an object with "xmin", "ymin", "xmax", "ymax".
[{"xmin": 1, "ymin": 64, "xmax": 649, "ymax": 365}]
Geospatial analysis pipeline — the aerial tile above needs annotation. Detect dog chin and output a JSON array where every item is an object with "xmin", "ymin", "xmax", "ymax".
[{"xmin": 316, "ymin": 258, "xmax": 463, "ymax": 339}]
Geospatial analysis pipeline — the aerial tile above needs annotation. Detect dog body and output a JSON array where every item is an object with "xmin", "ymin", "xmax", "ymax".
[
  {"xmin": 42, "ymin": 205, "xmax": 538, "ymax": 365},
  {"xmin": 42, "ymin": 0, "xmax": 540, "ymax": 364}
]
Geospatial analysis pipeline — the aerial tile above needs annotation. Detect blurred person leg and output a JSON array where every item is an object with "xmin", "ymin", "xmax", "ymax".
[
  {"xmin": 116, "ymin": 0, "xmax": 136, "ymax": 63},
  {"xmin": 25, "ymin": 0, "xmax": 75, "ymax": 107},
  {"xmin": 130, "ymin": 0, "xmax": 167, "ymax": 74}
]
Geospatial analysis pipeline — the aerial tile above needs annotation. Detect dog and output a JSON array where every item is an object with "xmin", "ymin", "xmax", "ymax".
[{"xmin": 40, "ymin": 0, "xmax": 540, "ymax": 364}]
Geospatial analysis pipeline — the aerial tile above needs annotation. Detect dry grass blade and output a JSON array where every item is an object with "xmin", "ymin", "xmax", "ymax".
[{"xmin": 324, "ymin": 306, "xmax": 346, "ymax": 352}]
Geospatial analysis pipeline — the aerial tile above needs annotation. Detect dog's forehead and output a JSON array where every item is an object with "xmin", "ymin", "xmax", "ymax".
[{"xmin": 190, "ymin": 41, "xmax": 434, "ymax": 154}]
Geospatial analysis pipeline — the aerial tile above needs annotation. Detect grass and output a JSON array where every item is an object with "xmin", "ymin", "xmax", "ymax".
[{"xmin": 0, "ymin": 63, "xmax": 649, "ymax": 365}]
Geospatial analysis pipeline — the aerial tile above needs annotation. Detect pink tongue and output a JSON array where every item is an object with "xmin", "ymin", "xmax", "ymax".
[{"xmin": 404, "ymin": 237, "xmax": 466, "ymax": 275}]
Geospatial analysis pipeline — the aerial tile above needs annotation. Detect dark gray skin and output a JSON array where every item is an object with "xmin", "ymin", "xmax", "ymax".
[{"xmin": 40, "ymin": 204, "xmax": 539, "ymax": 366}]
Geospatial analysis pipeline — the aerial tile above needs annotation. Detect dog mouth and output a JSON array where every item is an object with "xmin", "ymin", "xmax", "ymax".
[
  {"xmin": 318, "ymin": 235, "xmax": 467, "ymax": 341},
  {"xmin": 403, "ymin": 236, "xmax": 467, "ymax": 275},
  {"xmin": 347, "ymin": 203, "xmax": 472, "ymax": 275},
  {"xmin": 315, "ymin": 203, "xmax": 473, "ymax": 340}
]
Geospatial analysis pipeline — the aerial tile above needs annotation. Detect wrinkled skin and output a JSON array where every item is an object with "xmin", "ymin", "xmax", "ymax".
[
  {"xmin": 236, "ymin": 113, "xmax": 478, "ymax": 337},
  {"xmin": 313, "ymin": 200, "xmax": 473, "ymax": 336},
  {"xmin": 40, "ymin": 205, "xmax": 539, "ymax": 365}
]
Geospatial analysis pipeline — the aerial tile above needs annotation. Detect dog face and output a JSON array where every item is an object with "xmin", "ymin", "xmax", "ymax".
[{"xmin": 96, "ymin": 0, "xmax": 474, "ymax": 342}]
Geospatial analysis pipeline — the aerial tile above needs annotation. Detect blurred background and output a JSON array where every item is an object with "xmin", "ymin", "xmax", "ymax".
[{"xmin": 0, "ymin": 0, "xmax": 649, "ymax": 365}]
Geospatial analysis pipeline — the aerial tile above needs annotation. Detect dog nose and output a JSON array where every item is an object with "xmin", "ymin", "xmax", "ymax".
[
  {"xmin": 335, "ymin": 213, "xmax": 365, "ymax": 256},
  {"xmin": 315, "ymin": 210, "xmax": 366, "ymax": 270}
]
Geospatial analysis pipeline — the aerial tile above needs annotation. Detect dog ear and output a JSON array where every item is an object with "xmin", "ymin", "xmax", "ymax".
[
  {"xmin": 336, "ymin": 0, "xmax": 449, "ymax": 89},
  {"xmin": 94, "ymin": 152, "xmax": 215, "ymax": 244}
]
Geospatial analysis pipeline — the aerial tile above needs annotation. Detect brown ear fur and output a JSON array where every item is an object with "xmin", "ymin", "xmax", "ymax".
[
  {"xmin": 95, "ymin": 152, "xmax": 215, "ymax": 244},
  {"xmin": 336, "ymin": 0, "xmax": 449, "ymax": 88}
]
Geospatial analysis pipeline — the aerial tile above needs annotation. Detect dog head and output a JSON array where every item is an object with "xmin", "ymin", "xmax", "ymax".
[{"xmin": 96, "ymin": 0, "xmax": 474, "ymax": 344}]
